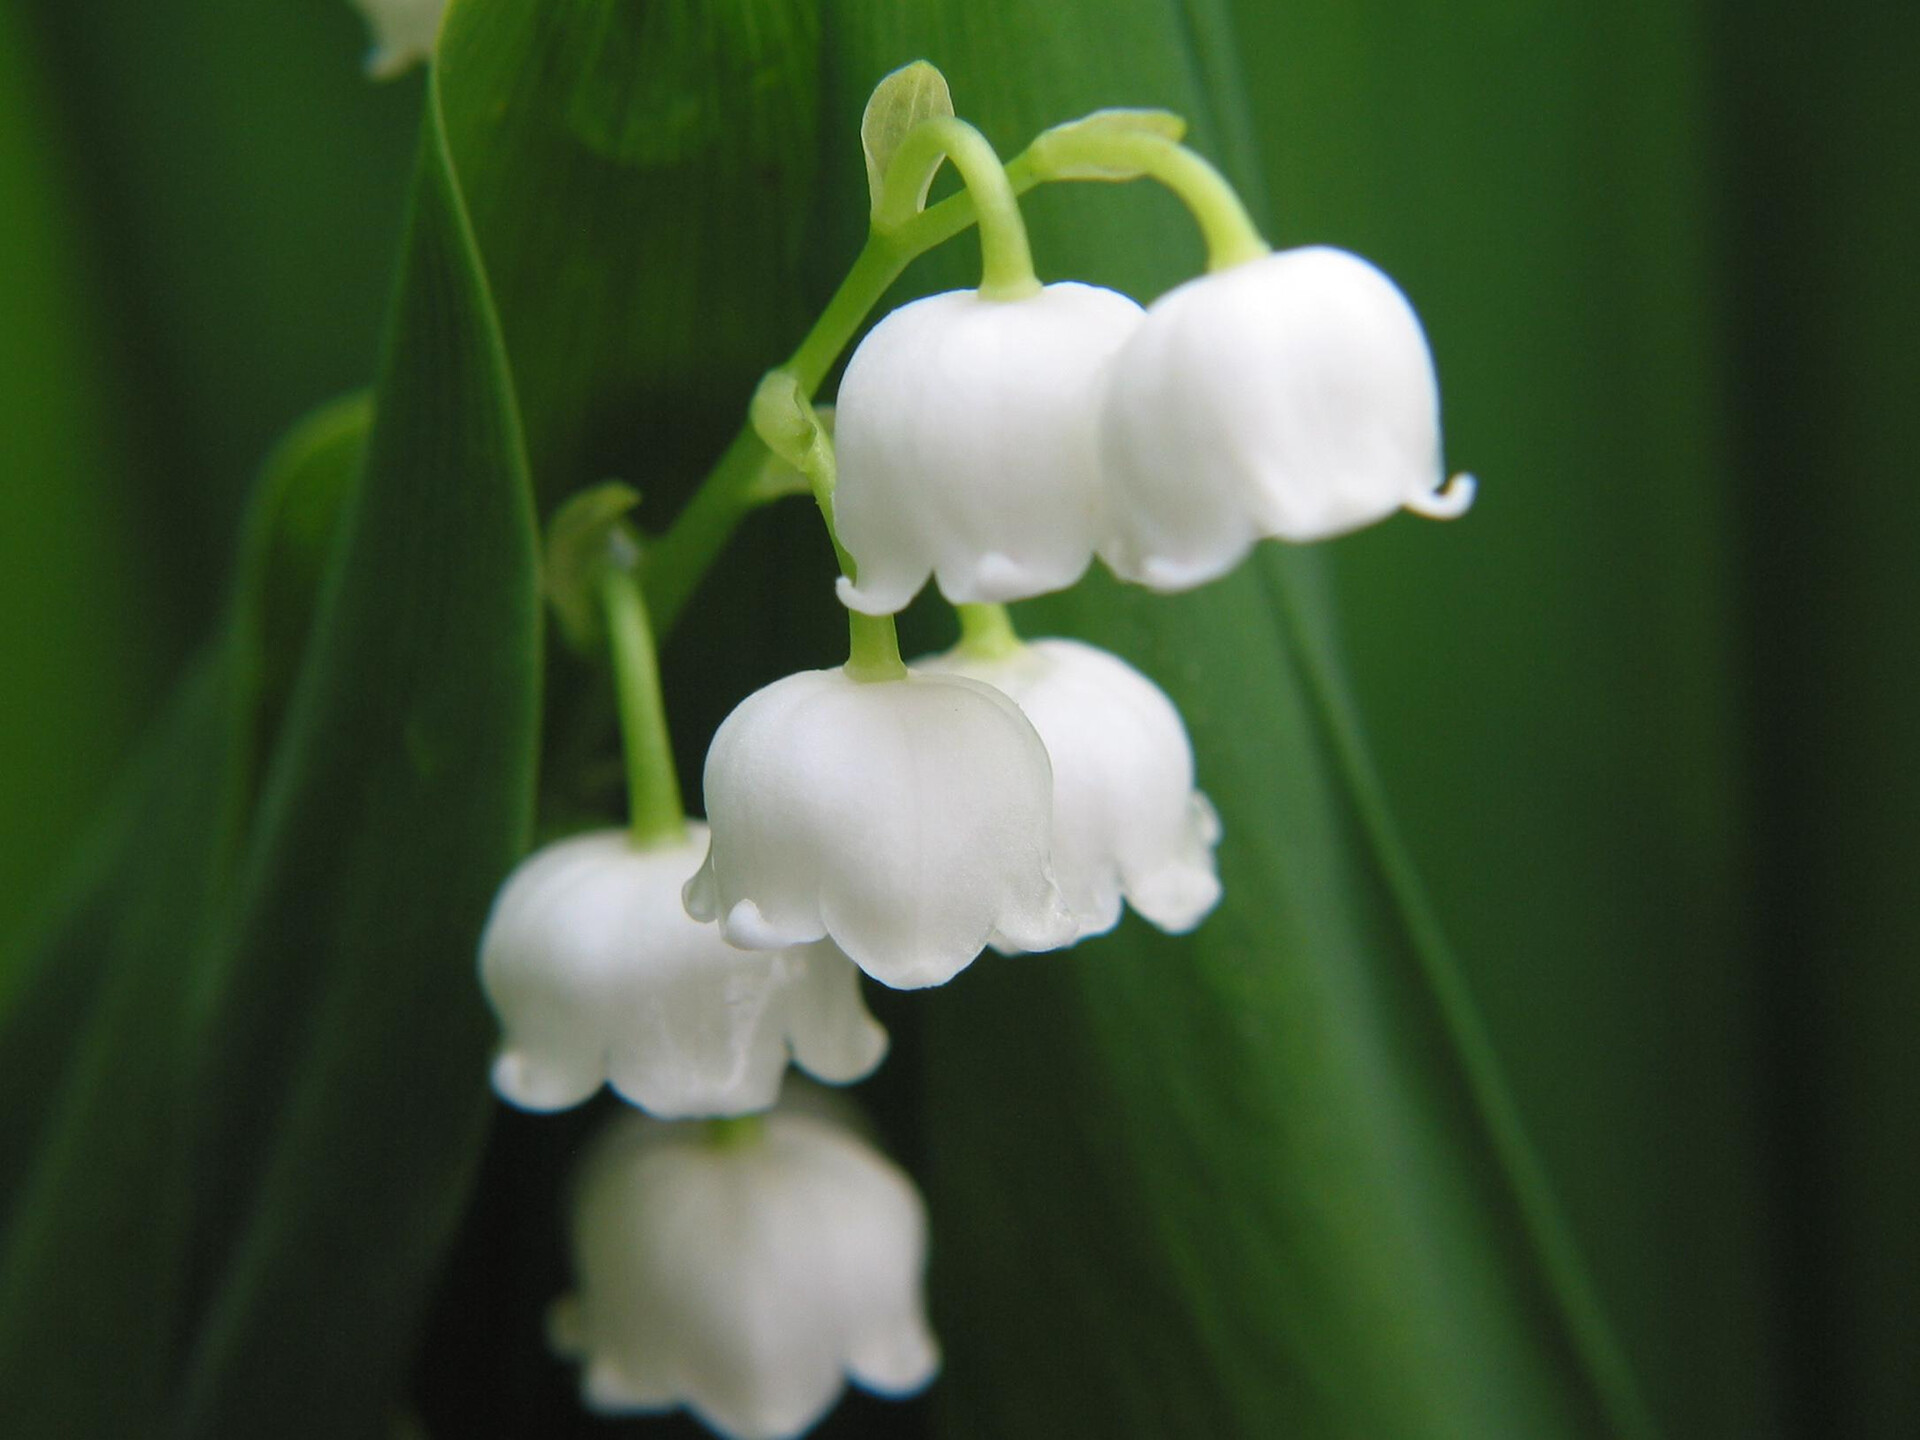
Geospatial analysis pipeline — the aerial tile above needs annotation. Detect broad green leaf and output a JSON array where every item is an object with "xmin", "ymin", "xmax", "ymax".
[
  {"xmin": 435, "ymin": 0, "xmax": 826, "ymax": 503},
  {"xmin": 21, "ymin": 0, "xmax": 419, "ymax": 573},
  {"xmin": 817, "ymin": 6, "xmax": 1649, "ymax": 1437},
  {"xmin": 171, "ymin": 74, "xmax": 541, "ymax": 1436},
  {"xmin": 861, "ymin": 60, "xmax": 955, "ymax": 214},
  {"xmin": 0, "ymin": 395, "xmax": 360, "ymax": 1433},
  {"xmin": 0, "ymin": 7, "xmax": 163, "ymax": 955},
  {"xmin": 1229, "ymin": 1, "xmax": 1775, "ymax": 1434}
]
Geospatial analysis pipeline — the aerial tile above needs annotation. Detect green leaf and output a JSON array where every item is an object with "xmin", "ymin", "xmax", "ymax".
[
  {"xmin": 170, "ymin": 73, "xmax": 541, "ymax": 1436},
  {"xmin": 434, "ymin": 0, "xmax": 826, "ymax": 502},
  {"xmin": 0, "ymin": 6, "xmax": 165, "ymax": 954},
  {"xmin": 1228, "ymin": 1, "xmax": 1776, "ymax": 1434},
  {"xmin": 817, "ymin": 6, "xmax": 1649, "ymax": 1437},
  {"xmin": 0, "ymin": 391, "xmax": 362, "ymax": 1436},
  {"xmin": 0, "ymin": 651, "xmax": 236, "ymax": 1436},
  {"xmin": 1728, "ymin": 3, "xmax": 1919, "ymax": 1432},
  {"xmin": 860, "ymin": 60, "xmax": 956, "ymax": 214}
]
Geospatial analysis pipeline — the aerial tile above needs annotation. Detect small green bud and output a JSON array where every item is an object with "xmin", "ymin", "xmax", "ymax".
[
  {"xmin": 543, "ymin": 482, "xmax": 641, "ymax": 654},
  {"xmin": 860, "ymin": 60, "xmax": 955, "ymax": 217}
]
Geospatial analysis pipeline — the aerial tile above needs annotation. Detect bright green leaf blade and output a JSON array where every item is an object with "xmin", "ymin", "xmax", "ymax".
[
  {"xmin": 171, "ymin": 87, "xmax": 541, "ymax": 1436},
  {"xmin": 816, "ymin": 6, "xmax": 1646, "ymax": 1436}
]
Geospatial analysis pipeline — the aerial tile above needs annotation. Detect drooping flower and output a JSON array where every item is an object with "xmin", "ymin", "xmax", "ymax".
[
  {"xmin": 347, "ymin": 0, "xmax": 446, "ymax": 80},
  {"xmin": 1098, "ymin": 245, "xmax": 1474, "ymax": 591},
  {"xmin": 832, "ymin": 283, "xmax": 1145, "ymax": 614},
  {"xmin": 549, "ymin": 1086, "xmax": 939, "ymax": 1440},
  {"xmin": 684, "ymin": 666, "xmax": 1076, "ymax": 988},
  {"xmin": 917, "ymin": 635, "xmax": 1221, "ymax": 940},
  {"xmin": 479, "ymin": 826, "xmax": 887, "ymax": 1118}
]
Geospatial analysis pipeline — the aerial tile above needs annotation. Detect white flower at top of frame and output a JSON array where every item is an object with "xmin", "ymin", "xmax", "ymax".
[
  {"xmin": 832, "ymin": 282, "xmax": 1145, "ymax": 615},
  {"xmin": 916, "ymin": 637, "xmax": 1221, "ymax": 941},
  {"xmin": 1098, "ymin": 245, "xmax": 1474, "ymax": 592},
  {"xmin": 549, "ymin": 1087, "xmax": 939, "ymax": 1440},
  {"xmin": 478, "ymin": 825, "xmax": 887, "ymax": 1119},
  {"xmin": 347, "ymin": 0, "xmax": 446, "ymax": 80},
  {"xmin": 684, "ymin": 666, "xmax": 1076, "ymax": 989}
]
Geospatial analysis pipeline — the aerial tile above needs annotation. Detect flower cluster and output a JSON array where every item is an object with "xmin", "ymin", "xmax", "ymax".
[{"xmin": 462, "ymin": 59, "xmax": 1470, "ymax": 1440}]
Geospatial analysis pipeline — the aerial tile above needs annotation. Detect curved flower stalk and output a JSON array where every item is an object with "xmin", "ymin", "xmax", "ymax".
[
  {"xmin": 347, "ymin": 0, "xmax": 445, "ymax": 80},
  {"xmin": 833, "ymin": 282, "xmax": 1144, "ymax": 614},
  {"xmin": 1098, "ymin": 245, "xmax": 1475, "ymax": 591},
  {"xmin": 550, "ymin": 1087, "xmax": 939, "ymax": 1440},
  {"xmin": 685, "ymin": 664, "xmax": 1076, "ymax": 989},
  {"xmin": 918, "ymin": 617, "xmax": 1221, "ymax": 940},
  {"xmin": 479, "ymin": 825, "xmax": 887, "ymax": 1118}
]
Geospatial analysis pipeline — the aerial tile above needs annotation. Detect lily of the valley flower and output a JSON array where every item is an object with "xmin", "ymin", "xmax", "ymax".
[
  {"xmin": 917, "ymin": 634, "xmax": 1221, "ymax": 940},
  {"xmin": 479, "ymin": 826, "xmax": 887, "ymax": 1118},
  {"xmin": 549, "ymin": 1088, "xmax": 940, "ymax": 1440},
  {"xmin": 685, "ymin": 665, "xmax": 1076, "ymax": 988},
  {"xmin": 833, "ymin": 283, "xmax": 1144, "ymax": 614},
  {"xmin": 1098, "ymin": 245, "xmax": 1474, "ymax": 591}
]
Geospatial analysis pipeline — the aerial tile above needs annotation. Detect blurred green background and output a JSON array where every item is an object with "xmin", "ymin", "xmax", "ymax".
[{"xmin": 1, "ymin": 0, "xmax": 1913, "ymax": 1436}]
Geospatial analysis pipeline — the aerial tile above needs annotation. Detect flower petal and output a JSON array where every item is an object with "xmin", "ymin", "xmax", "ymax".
[
  {"xmin": 694, "ymin": 667, "xmax": 1074, "ymax": 988},
  {"xmin": 479, "ymin": 826, "xmax": 885, "ymax": 1118},
  {"xmin": 835, "ymin": 283, "xmax": 1144, "ymax": 613},
  {"xmin": 1099, "ymin": 245, "xmax": 1460, "ymax": 589}
]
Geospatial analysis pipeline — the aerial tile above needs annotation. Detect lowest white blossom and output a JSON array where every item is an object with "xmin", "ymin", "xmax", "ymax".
[
  {"xmin": 833, "ymin": 282, "xmax": 1144, "ymax": 614},
  {"xmin": 549, "ymin": 1087, "xmax": 939, "ymax": 1440},
  {"xmin": 479, "ymin": 825, "xmax": 887, "ymax": 1118},
  {"xmin": 918, "ymin": 634, "xmax": 1221, "ymax": 940},
  {"xmin": 1098, "ymin": 245, "xmax": 1474, "ymax": 591},
  {"xmin": 685, "ymin": 665, "xmax": 1076, "ymax": 988},
  {"xmin": 348, "ymin": 0, "xmax": 445, "ymax": 80}
]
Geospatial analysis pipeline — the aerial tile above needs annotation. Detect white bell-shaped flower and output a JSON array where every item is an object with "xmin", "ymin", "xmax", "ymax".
[
  {"xmin": 1098, "ymin": 245, "xmax": 1474, "ymax": 591},
  {"xmin": 479, "ymin": 825, "xmax": 887, "ymax": 1118},
  {"xmin": 685, "ymin": 666, "xmax": 1076, "ymax": 988},
  {"xmin": 549, "ymin": 1088, "xmax": 939, "ymax": 1440},
  {"xmin": 833, "ymin": 282, "xmax": 1145, "ymax": 614},
  {"xmin": 347, "ymin": 0, "xmax": 445, "ymax": 79},
  {"xmin": 917, "ymin": 637, "xmax": 1221, "ymax": 940}
]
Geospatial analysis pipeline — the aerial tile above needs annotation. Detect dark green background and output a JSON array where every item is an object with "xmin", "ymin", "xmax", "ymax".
[{"xmin": 1, "ymin": 1, "xmax": 1912, "ymax": 1436}]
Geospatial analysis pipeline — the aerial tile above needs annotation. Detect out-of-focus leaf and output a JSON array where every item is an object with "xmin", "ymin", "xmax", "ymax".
[
  {"xmin": 0, "ymin": 6, "xmax": 163, "ymax": 955},
  {"xmin": 171, "ymin": 76, "xmax": 541, "ymax": 1436},
  {"xmin": 23, "ymin": 0, "xmax": 419, "ymax": 586},
  {"xmin": 1226, "ymin": 2, "xmax": 1777, "ymax": 1435},
  {"xmin": 1728, "ymin": 3, "xmax": 1919, "ymax": 1433},
  {"xmin": 0, "ymin": 653, "xmax": 233, "ymax": 1436},
  {"xmin": 0, "ymin": 390, "xmax": 361, "ymax": 1433},
  {"xmin": 815, "ymin": 6, "xmax": 1648, "ymax": 1437}
]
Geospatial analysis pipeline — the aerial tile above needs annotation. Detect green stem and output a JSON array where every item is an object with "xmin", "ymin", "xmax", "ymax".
[
  {"xmin": 601, "ymin": 556, "xmax": 686, "ymax": 848},
  {"xmin": 845, "ymin": 611, "xmax": 907, "ymax": 683},
  {"xmin": 876, "ymin": 116, "xmax": 1040, "ymax": 300},
  {"xmin": 640, "ymin": 426, "xmax": 769, "ymax": 635},
  {"xmin": 1022, "ymin": 128, "xmax": 1269, "ymax": 271},
  {"xmin": 956, "ymin": 602, "xmax": 1025, "ymax": 660},
  {"xmin": 643, "ymin": 123, "xmax": 1257, "ymax": 641}
]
